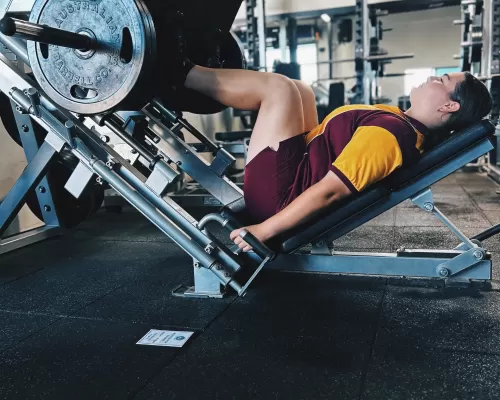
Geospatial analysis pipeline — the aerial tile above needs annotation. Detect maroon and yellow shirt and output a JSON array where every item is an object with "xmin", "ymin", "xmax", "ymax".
[{"xmin": 281, "ymin": 104, "xmax": 427, "ymax": 208}]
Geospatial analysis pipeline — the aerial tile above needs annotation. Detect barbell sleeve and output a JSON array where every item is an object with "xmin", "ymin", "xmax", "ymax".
[{"xmin": 0, "ymin": 17, "xmax": 96, "ymax": 51}]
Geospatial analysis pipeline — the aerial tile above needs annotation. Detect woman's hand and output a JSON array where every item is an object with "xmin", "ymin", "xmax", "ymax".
[{"xmin": 230, "ymin": 224, "xmax": 273, "ymax": 252}]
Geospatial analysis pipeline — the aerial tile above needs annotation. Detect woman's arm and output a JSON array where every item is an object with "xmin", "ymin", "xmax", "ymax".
[{"xmin": 231, "ymin": 171, "xmax": 352, "ymax": 251}]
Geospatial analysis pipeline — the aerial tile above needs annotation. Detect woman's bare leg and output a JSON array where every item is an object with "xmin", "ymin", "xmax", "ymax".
[
  {"xmin": 185, "ymin": 66, "xmax": 305, "ymax": 163},
  {"xmin": 292, "ymin": 80, "xmax": 319, "ymax": 131}
]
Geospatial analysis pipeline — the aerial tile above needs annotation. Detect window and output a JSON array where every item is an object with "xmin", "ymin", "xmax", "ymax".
[
  {"xmin": 266, "ymin": 47, "xmax": 287, "ymax": 71},
  {"xmin": 296, "ymin": 44, "xmax": 318, "ymax": 85},
  {"xmin": 265, "ymin": 43, "xmax": 318, "ymax": 85}
]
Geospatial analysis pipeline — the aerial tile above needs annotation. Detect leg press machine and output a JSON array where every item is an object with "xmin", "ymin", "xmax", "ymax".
[{"xmin": 0, "ymin": 6, "xmax": 499, "ymax": 299}]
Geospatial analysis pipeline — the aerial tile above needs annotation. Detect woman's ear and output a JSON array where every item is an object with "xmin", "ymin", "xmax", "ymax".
[{"xmin": 439, "ymin": 101, "xmax": 460, "ymax": 113}]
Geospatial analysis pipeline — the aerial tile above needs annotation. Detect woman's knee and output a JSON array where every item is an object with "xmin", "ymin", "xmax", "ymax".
[
  {"xmin": 292, "ymin": 79, "xmax": 318, "ymax": 130},
  {"xmin": 266, "ymin": 74, "xmax": 302, "ymax": 104},
  {"xmin": 292, "ymin": 80, "xmax": 316, "ymax": 106}
]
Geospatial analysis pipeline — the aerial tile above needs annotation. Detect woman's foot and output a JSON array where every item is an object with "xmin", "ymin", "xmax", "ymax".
[{"xmin": 170, "ymin": 13, "xmax": 225, "ymax": 87}]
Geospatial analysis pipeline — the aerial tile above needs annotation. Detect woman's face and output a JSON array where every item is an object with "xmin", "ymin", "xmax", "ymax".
[{"xmin": 410, "ymin": 72, "xmax": 465, "ymax": 114}]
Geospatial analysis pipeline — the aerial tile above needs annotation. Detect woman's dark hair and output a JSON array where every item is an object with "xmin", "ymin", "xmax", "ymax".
[{"xmin": 423, "ymin": 72, "xmax": 493, "ymax": 151}]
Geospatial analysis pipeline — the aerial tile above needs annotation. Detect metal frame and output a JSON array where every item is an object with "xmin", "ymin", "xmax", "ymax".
[
  {"xmin": 0, "ymin": 17, "xmax": 63, "ymax": 252},
  {"xmin": 257, "ymin": 252, "xmax": 490, "ymax": 282},
  {"xmin": 0, "ymin": 42, "xmax": 246, "ymax": 297},
  {"xmin": 245, "ymin": 186, "xmax": 492, "ymax": 286},
  {"xmin": 0, "ymin": 102, "xmax": 63, "ymax": 254},
  {"xmin": 142, "ymin": 105, "xmax": 243, "ymax": 205},
  {"xmin": 0, "ymin": 225, "xmax": 61, "ymax": 254}
]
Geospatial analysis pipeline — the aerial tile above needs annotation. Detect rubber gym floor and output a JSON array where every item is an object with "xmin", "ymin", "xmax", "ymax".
[{"xmin": 1, "ymin": 170, "xmax": 500, "ymax": 400}]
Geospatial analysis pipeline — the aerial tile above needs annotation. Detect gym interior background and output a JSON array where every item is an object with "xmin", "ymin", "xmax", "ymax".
[{"xmin": 0, "ymin": 0, "xmax": 500, "ymax": 399}]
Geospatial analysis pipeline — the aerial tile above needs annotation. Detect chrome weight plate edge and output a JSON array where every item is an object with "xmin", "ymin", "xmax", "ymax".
[
  {"xmin": 120, "ymin": 0, "xmax": 157, "ymax": 110},
  {"xmin": 27, "ymin": 0, "xmax": 150, "ymax": 114}
]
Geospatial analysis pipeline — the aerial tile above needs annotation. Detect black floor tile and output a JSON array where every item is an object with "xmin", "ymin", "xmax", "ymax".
[
  {"xmin": 0, "ymin": 261, "xmax": 43, "ymax": 285},
  {"xmin": 362, "ymin": 345, "xmax": 500, "ymax": 400},
  {"xmin": 73, "ymin": 208, "xmax": 151, "ymax": 239},
  {"xmin": 210, "ymin": 272, "xmax": 385, "ymax": 339},
  {"xmin": 74, "ymin": 207, "xmax": 224, "ymax": 244},
  {"xmin": 75, "ymin": 247, "xmax": 233, "ymax": 330},
  {"xmin": 0, "ymin": 318, "xmax": 182, "ymax": 400},
  {"xmin": 474, "ymin": 201, "xmax": 500, "ymax": 212},
  {"xmin": 135, "ymin": 324, "xmax": 370, "ymax": 400},
  {"xmin": 134, "ymin": 273, "xmax": 385, "ymax": 399},
  {"xmin": 430, "ymin": 185, "xmax": 467, "ymax": 195},
  {"xmin": 439, "ymin": 204, "xmax": 492, "ymax": 228},
  {"xmin": 0, "ymin": 241, "xmax": 176, "ymax": 315},
  {"xmin": 433, "ymin": 196, "xmax": 476, "ymax": 209},
  {"xmin": 377, "ymin": 286, "xmax": 500, "ymax": 353},
  {"xmin": 0, "ymin": 310, "xmax": 59, "ymax": 353},
  {"xmin": 395, "ymin": 208, "xmax": 447, "ymax": 227},
  {"xmin": 0, "ymin": 234, "xmax": 91, "ymax": 270}
]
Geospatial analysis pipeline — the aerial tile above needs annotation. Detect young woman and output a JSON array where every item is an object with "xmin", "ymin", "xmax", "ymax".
[{"xmin": 174, "ymin": 58, "xmax": 492, "ymax": 251}]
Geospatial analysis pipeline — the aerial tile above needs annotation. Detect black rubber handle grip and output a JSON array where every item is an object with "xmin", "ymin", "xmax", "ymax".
[
  {"xmin": 221, "ymin": 215, "xmax": 276, "ymax": 260},
  {"xmin": 239, "ymin": 229, "xmax": 276, "ymax": 261},
  {"xmin": 0, "ymin": 17, "xmax": 96, "ymax": 51}
]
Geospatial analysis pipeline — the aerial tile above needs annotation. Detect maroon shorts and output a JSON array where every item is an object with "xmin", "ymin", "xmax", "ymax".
[{"xmin": 244, "ymin": 134, "xmax": 307, "ymax": 223}]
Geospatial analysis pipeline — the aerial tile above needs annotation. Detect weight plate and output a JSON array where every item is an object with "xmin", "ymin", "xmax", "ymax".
[
  {"xmin": 0, "ymin": 91, "xmax": 22, "ymax": 146},
  {"xmin": 27, "ymin": 0, "xmax": 155, "ymax": 114},
  {"xmin": 25, "ymin": 159, "xmax": 105, "ymax": 228},
  {"xmin": 129, "ymin": 0, "xmax": 157, "ymax": 109},
  {"xmin": 160, "ymin": 31, "xmax": 247, "ymax": 115},
  {"xmin": 0, "ymin": 92, "xmax": 103, "ymax": 228}
]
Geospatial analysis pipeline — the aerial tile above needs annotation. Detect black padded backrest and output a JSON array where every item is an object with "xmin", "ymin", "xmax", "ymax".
[
  {"xmin": 386, "ymin": 120, "xmax": 495, "ymax": 189},
  {"xmin": 279, "ymin": 120, "xmax": 495, "ymax": 253}
]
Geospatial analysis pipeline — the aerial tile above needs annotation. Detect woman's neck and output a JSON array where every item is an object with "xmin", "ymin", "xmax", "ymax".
[{"xmin": 404, "ymin": 107, "xmax": 440, "ymax": 130}]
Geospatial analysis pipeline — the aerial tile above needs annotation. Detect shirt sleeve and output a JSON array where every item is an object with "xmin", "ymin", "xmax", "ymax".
[{"xmin": 330, "ymin": 125, "xmax": 404, "ymax": 193}]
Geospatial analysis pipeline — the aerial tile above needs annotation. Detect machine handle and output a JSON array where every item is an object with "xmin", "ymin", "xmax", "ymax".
[
  {"xmin": 0, "ymin": 17, "xmax": 96, "ymax": 51},
  {"xmin": 239, "ymin": 229, "xmax": 276, "ymax": 261},
  {"xmin": 202, "ymin": 212, "xmax": 276, "ymax": 261}
]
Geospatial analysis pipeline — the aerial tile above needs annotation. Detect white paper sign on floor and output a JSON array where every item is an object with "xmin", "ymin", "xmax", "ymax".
[{"xmin": 137, "ymin": 329, "xmax": 194, "ymax": 348}]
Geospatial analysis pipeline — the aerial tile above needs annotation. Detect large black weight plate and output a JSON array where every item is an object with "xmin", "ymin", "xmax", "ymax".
[
  {"xmin": 0, "ymin": 92, "xmax": 104, "ymax": 228},
  {"xmin": 0, "ymin": 91, "xmax": 22, "ymax": 146},
  {"xmin": 144, "ymin": 0, "xmax": 243, "ymax": 36},
  {"xmin": 24, "ymin": 159, "xmax": 105, "ymax": 229},
  {"xmin": 159, "ymin": 31, "xmax": 247, "ymax": 115},
  {"xmin": 27, "ymin": 0, "xmax": 157, "ymax": 114}
]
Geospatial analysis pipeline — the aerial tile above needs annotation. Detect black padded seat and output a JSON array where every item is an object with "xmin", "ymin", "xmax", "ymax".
[
  {"xmin": 222, "ymin": 120, "xmax": 495, "ymax": 254},
  {"xmin": 215, "ymin": 130, "xmax": 252, "ymax": 142}
]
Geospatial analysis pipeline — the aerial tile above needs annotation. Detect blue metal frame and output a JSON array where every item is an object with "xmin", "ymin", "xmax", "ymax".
[
  {"xmin": 0, "ymin": 141, "xmax": 57, "ymax": 236},
  {"xmin": 11, "ymin": 100, "xmax": 61, "ymax": 228}
]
